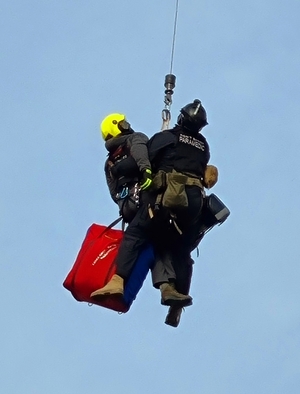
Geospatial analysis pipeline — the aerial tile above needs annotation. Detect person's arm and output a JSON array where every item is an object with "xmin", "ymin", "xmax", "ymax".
[{"xmin": 128, "ymin": 132, "xmax": 151, "ymax": 172}]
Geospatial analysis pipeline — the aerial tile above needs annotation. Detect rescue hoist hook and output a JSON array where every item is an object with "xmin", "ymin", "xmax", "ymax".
[
  {"xmin": 161, "ymin": 73, "xmax": 176, "ymax": 130},
  {"xmin": 161, "ymin": 0, "xmax": 179, "ymax": 131}
]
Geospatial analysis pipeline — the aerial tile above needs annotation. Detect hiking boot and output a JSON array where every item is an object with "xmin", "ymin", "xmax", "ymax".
[
  {"xmin": 90, "ymin": 274, "xmax": 124, "ymax": 299},
  {"xmin": 160, "ymin": 283, "xmax": 193, "ymax": 307},
  {"xmin": 165, "ymin": 306, "xmax": 183, "ymax": 328}
]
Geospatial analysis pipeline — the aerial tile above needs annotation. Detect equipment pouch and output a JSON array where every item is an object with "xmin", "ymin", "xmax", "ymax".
[
  {"xmin": 152, "ymin": 170, "xmax": 167, "ymax": 191},
  {"xmin": 198, "ymin": 193, "xmax": 230, "ymax": 234},
  {"xmin": 162, "ymin": 172, "xmax": 189, "ymax": 209}
]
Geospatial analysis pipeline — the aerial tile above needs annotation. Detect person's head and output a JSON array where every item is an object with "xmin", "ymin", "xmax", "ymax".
[
  {"xmin": 100, "ymin": 113, "xmax": 132, "ymax": 141},
  {"xmin": 177, "ymin": 99, "xmax": 208, "ymax": 134}
]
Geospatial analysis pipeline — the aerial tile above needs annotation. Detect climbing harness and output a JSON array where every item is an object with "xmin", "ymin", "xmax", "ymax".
[
  {"xmin": 161, "ymin": 0, "xmax": 179, "ymax": 130},
  {"xmin": 117, "ymin": 183, "xmax": 141, "ymax": 224}
]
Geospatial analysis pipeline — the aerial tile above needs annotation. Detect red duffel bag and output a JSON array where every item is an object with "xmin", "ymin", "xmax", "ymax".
[{"xmin": 63, "ymin": 221, "xmax": 129, "ymax": 313}]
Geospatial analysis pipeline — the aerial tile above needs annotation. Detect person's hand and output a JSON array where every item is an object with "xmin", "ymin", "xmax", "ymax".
[{"xmin": 140, "ymin": 169, "xmax": 152, "ymax": 190}]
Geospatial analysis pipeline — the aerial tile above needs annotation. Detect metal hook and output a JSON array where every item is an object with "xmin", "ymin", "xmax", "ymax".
[{"xmin": 161, "ymin": 108, "xmax": 171, "ymax": 131}]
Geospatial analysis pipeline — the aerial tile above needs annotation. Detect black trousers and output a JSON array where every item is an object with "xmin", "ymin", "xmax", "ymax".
[{"xmin": 115, "ymin": 186, "xmax": 203, "ymax": 290}]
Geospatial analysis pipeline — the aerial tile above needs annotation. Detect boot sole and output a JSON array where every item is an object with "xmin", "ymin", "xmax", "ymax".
[
  {"xmin": 90, "ymin": 290, "xmax": 124, "ymax": 299},
  {"xmin": 161, "ymin": 298, "xmax": 193, "ymax": 307},
  {"xmin": 90, "ymin": 293, "xmax": 124, "ymax": 304}
]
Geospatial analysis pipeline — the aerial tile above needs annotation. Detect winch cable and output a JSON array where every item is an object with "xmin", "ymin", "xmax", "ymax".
[
  {"xmin": 169, "ymin": 0, "xmax": 179, "ymax": 76},
  {"xmin": 161, "ymin": 0, "xmax": 179, "ymax": 131}
]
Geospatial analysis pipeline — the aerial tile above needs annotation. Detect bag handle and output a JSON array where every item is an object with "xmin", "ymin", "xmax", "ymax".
[
  {"xmin": 107, "ymin": 216, "xmax": 123, "ymax": 229},
  {"xmin": 97, "ymin": 216, "xmax": 125, "ymax": 239}
]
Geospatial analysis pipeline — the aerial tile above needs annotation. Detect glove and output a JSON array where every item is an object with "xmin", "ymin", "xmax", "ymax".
[
  {"xmin": 203, "ymin": 165, "xmax": 218, "ymax": 189},
  {"xmin": 140, "ymin": 169, "xmax": 152, "ymax": 190}
]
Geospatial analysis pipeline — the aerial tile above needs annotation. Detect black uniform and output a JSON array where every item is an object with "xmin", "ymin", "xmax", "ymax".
[
  {"xmin": 114, "ymin": 125, "xmax": 210, "ymax": 284},
  {"xmin": 148, "ymin": 126, "xmax": 210, "ymax": 290}
]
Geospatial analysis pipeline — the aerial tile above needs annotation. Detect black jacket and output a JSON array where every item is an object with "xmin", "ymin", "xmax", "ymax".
[
  {"xmin": 148, "ymin": 125, "xmax": 210, "ymax": 179},
  {"xmin": 104, "ymin": 131, "xmax": 151, "ymax": 203}
]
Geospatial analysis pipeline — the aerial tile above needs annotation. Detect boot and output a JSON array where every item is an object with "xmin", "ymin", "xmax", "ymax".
[
  {"xmin": 165, "ymin": 306, "xmax": 183, "ymax": 328},
  {"xmin": 90, "ymin": 274, "xmax": 124, "ymax": 299},
  {"xmin": 160, "ymin": 283, "xmax": 193, "ymax": 307}
]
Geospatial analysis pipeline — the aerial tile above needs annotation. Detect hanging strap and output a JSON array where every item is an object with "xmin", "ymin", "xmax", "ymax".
[
  {"xmin": 107, "ymin": 216, "xmax": 123, "ymax": 229},
  {"xmin": 98, "ymin": 216, "xmax": 125, "ymax": 239}
]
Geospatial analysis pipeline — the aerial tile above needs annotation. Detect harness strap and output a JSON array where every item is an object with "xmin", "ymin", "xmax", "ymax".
[
  {"xmin": 170, "ymin": 214, "xmax": 183, "ymax": 235},
  {"xmin": 154, "ymin": 193, "xmax": 163, "ymax": 211},
  {"xmin": 183, "ymin": 176, "xmax": 203, "ymax": 187}
]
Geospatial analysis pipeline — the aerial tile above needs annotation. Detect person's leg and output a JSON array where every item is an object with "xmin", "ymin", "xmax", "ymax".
[
  {"xmin": 151, "ymin": 250, "xmax": 192, "ymax": 307},
  {"xmin": 91, "ymin": 200, "xmax": 152, "ymax": 299},
  {"xmin": 151, "ymin": 251, "xmax": 176, "ymax": 288}
]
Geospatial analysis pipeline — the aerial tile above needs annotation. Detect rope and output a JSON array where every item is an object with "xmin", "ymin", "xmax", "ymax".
[
  {"xmin": 161, "ymin": 0, "xmax": 179, "ymax": 131},
  {"xmin": 169, "ymin": 0, "xmax": 179, "ymax": 74}
]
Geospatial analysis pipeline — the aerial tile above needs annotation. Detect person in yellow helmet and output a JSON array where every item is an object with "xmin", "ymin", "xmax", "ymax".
[{"xmin": 100, "ymin": 113, "xmax": 153, "ymax": 222}]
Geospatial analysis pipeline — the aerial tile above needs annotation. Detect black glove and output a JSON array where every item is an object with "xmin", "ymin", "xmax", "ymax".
[{"xmin": 140, "ymin": 169, "xmax": 152, "ymax": 190}]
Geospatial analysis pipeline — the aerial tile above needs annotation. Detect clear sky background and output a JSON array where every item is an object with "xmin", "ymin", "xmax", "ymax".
[{"xmin": 1, "ymin": 1, "xmax": 300, "ymax": 393}]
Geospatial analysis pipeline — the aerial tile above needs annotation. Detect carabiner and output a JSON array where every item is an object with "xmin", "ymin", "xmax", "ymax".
[{"xmin": 119, "ymin": 187, "xmax": 129, "ymax": 199}]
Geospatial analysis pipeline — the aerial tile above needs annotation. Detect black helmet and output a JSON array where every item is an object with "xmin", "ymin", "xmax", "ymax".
[{"xmin": 177, "ymin": 99, "xmax": 208, "ymax": 132}]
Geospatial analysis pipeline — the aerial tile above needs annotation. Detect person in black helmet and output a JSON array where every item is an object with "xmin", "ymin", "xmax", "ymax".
[
  {"xmin": 148, "ymin": 99, "xmax": 212, "ymax": 326},
  {"xmin": 91, "ymin": 100, "xmax": 214, "ymax": 326}
]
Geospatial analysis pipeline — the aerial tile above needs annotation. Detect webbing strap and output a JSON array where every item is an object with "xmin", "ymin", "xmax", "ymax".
[
  {"xmin": 96, "ymin": 216, "xmax": 123, "ymax": 240},
  {"xmin": 184, "ymin": 177, "xmax": 203, "ymax": 187},
  {"xmin": 107, "ymin": 216, "xmax": 123, "ymax": 230}
]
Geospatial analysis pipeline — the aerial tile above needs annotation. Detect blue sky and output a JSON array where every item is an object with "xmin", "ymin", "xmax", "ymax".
[{"xmin": 1, "ymin": 1, "xmax": 300, "ymax": 393}]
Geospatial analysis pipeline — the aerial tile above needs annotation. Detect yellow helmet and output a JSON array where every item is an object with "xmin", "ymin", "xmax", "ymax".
[{"xmin": 100, "ymin": 113, "xmax": 128, "ymax": 141}]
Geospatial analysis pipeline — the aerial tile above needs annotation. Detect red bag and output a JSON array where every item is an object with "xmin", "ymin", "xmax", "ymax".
[{"xmin": 63, "ymin": 222, "xmax": 130, "ymax": 313}]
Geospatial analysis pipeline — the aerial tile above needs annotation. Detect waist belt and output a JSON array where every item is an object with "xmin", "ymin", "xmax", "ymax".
[
  {"xmin": 179, "ymin": 174, "xmax": 203, "ymax": 187},
  {"xmin": 153, "ymin": 169, "xmax": 203, "ymax": 190}
]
